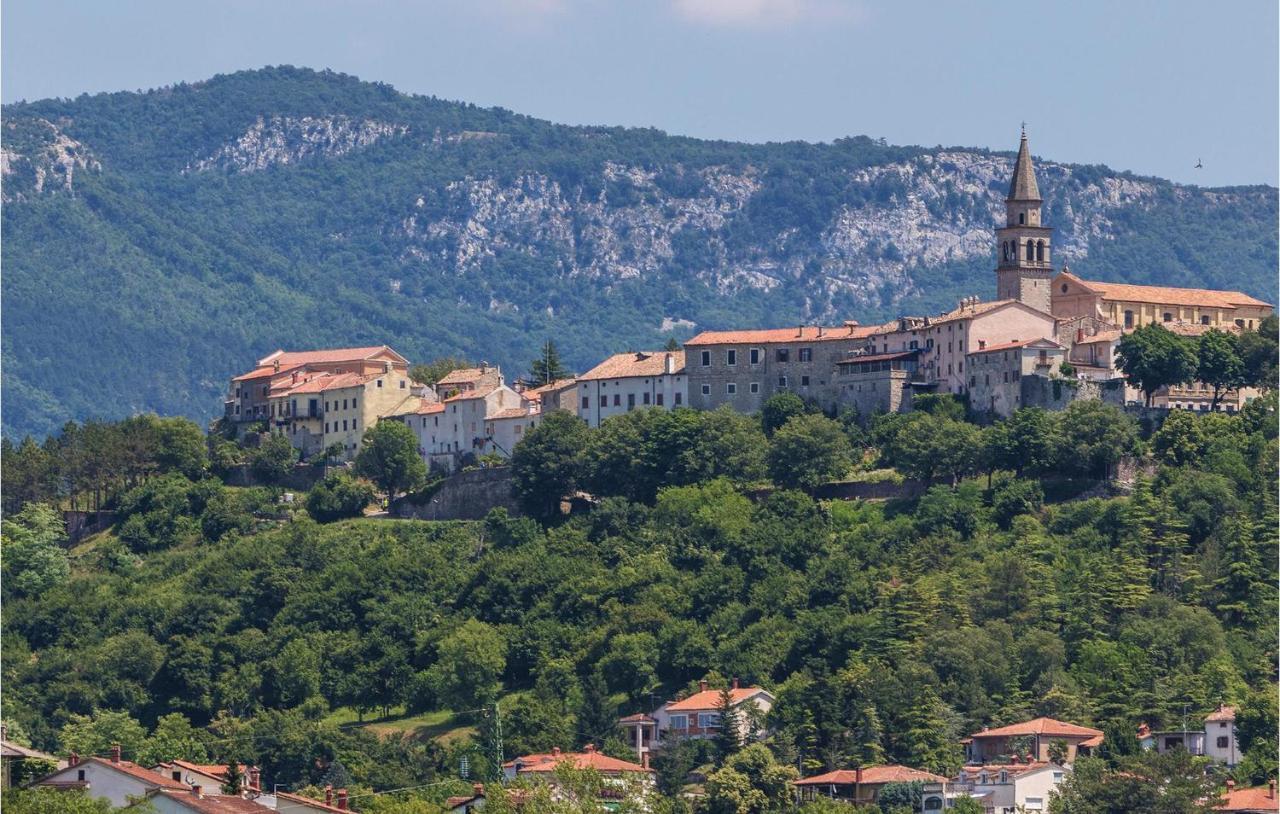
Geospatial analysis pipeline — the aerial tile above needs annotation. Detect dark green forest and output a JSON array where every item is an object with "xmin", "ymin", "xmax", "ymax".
[
  {"xmin": 3, "ymin": 66, "xmax": 1277, "ymax": 439},
  {"xmin": 2, "ymin": 390, "xmax": 1276, "ymax": 811}
]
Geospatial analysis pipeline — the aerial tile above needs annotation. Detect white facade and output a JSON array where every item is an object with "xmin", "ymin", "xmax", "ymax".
[
  {"xmin": 958, "ymin": 764, "xmax": 1068, "ymax": 814},
  {"xmin": 36, "ymin": 758, "xmax": 184, "ymax": 808},
  {"xmin": 393, "ymin": 385, "xmax": 538, "ymax": 474},
  {"xmin": 576, "ymin": 352, "xmax": 687, "ymax": 428}
]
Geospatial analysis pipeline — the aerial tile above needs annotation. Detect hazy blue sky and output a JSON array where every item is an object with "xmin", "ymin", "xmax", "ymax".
[{"xmin": 4, "ymin": 0, "xmax": 1276, "ymax": 187}]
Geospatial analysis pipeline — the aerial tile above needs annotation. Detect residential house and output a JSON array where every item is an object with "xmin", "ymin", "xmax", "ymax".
[
  {"xmin": 1051, "ymin": 271, "xmax": 1273, "ymax": 333},
  {"xmin": 966, "ymin": 338, "xmax": 1067, "ymax": 418},
  {"xmin": 1137, "ymin": 704, "xmax": 1240, "ymax": 766},
  {"xmin": 793, "ymin": 765, "xmax": 948, "ymax": 809},
  {"xmin": 445, "ymin": 783, "xmax": 488, "ymax": 814},
  {"xmin": 259, "ymin": 788, "xmax": 353, "ymax": 813},
  {"xmin": 131, "ymin": 786, "xmax": 268, "ymax": 814},
  {"xmin": 964, "ymin": 717, "xmax": 1103, "ymax": 765},
  {"xmin": 391, "ymin": 384, "xmax": 539, "ymax": 473},
  {"xmin": 225, "ymin": 346, "xmax": 410, "ymax": 427},
  {"xmin": 524, "ymin": 378, "xmax": 578, "ymax": 413},
  {"xmin": 684, "ymin": 325, "xmax": 876, "ymax": 414},
  {"xmin": 1, "ymin": 725, "xmax": 61, "ymax": 788},
  {"xmin": 834, "ymin": 350, "xmax": 920, "ymax": 417},
  {"xmin": 1217, "ymin": 780, "xmax": 1279, "ymax": 813},
  {"xmin": 914, "ymin": 299, "xmax": 1059, "ymax": 397},
  {"xmin": 629, "ymin": 680, "xmax": 774, "ymax": 755},
  {"xmin": 151, "ymin": 761, "xmax": 260, "ymax": 793},
  {"xmin": 954, "ymin": 760, "xmax": 1069, "ymax": 814},
  {"xmin": 434, "ymin": 365, "xmax": 503, "ymax": 399},
  {"xmin": 483, "ymin": 402, "xmax": 541, "ymax": 458},
  {"xmin": 267, "ymin": 368, "xmax": 419, "ymax": 462},
  {"xmin": 502, "ymin": 745, "xmax": 653, "ymax": 804},
  {"xmin": 576, "ymin": 351, "xmax": 687, "ymax": 427},
  {"xmin": 33, "ymin": 746, "xmax": 190, "ymax": 808}
]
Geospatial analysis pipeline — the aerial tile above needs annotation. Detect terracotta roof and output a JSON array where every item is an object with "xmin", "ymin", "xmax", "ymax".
[
  {"xmin": 504, "ymin": 747, "xmax": 652, "ymax": 775},
  {"xmin": 929, "ymin": 299, "xmax": 1027, "ymax": 326},
  {"xmin": 971, "ymin": 717, "xmax": 1103, "ymax": 741},
  {"xmin": 282, "ymin": 373, "xmax": 368, "ymax": 394},
  {"xmin": 618, "ymin": 713, "xmax": 657, "ymax": 724},
  {"xmin": 961, "ymin": 762, "xmax": 1054, "ymax": 780},
  {"xmin": 526, "ymin": 378, "xmax": 577, "ymax": 396},
  {"xmin": 794, "ymin": 765, "xmax": 949, "ymax": 786},
  {"xmin": 0, "ymin": 738, "xmax": 57, "ymax": 761},
  {"xmin": 578, "ymin": 352, "xmax": 683, "ymax": 381},
  {"xmin": 41, "ymin": 757, "xmax": 191, "ymax": 791},
  {"xmin": 447, "ymin": 794, "xmax": 482, "ymax": 809},
  {"xmin": 666, "ymin": 687, "xmax": 769, "ymax": 712},
  {"xmin": 444, "ymin": 384, "xmax": 500, "ymax": 403},
  {"xmin": 1206, "ymin": 705, "xmax": 1238, "ymax": 723},
  {"xmin": 1074, "ymin": 330, "xmax": 1122, "ymax": 345},
  {"xmin": 274, "ymin": 790, "xmax": 352, "ymax": 813},
  {"xmin": 262, "ymin": 346, "xmax": 405, "ymax": 367},
  {"xmin": 684, "ymin": 325, "xmax": 876, "ymax": 346},
  {"xmin": 1071, "ymin": 278, "xmax": 1272, "ymax": 310},
  {"xmin": 1080, "ymin": 735, "xmax": 1104, "ymax": 748},
  {"xmin": 1217, "ymin": 785, "xmax": 1280, "ymax": 812},
  {"xmin": 1007, "ymin": 130, "xmax": 1041, "ymax": 201},
  {"xmin": 438, "ymin": 367, "xmax": 495, "ymax": 385},
  {"xmin": 233, "ymin": 364, "xmax": 302, "ymax": 382},
  {"xmin": 147, "ymin": 789, "xmax": 267, "ymax": 813},
  {"xmin": 488, "ymin": 406, "xmax": 539, "ymax": 420},
  {"xmin": 968, "ymin": 338, "xmax": 1064, "ymax": 355},
  {"xmin": 389, "ymin": 397, "xmax": 445, "ymax": 416}
]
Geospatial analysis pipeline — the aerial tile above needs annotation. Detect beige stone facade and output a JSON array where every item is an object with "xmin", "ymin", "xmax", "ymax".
[
  {"xmin": 834, "ymin": 351, "xmax": 918, "ymax": 416},
  {"xmin": 966, "ymin": 338, "xmax": 1066, "ymax": 419}
]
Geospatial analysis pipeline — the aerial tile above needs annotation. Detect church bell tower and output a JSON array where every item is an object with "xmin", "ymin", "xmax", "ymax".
[{"xmin": 995, "ymin": 128, "xmax": 1053, "ymax": 313}]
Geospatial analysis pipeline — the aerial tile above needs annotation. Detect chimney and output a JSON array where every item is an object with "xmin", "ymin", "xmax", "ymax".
[
  {"xmin": 191, "ymin": 785, "xmax": 204, "ymax": 799},
  {"xmin": 732, "ymin": 677, "xmax": 740, "ymax": 690},
  {"xmin": 325, "ymin": 785, "xmax": 333, "ymax": 806},
  {"xmin": 552, "ymin": 747, "xmax": 561, "ymax": 757},
  {"xmin": 337, "ymin": 789, "xmax": 348, "ymax": 810},
  {"xmin": 69, "ymin": 752, "xmax": 79, "ymax": 767},
  {"xmin": 1010, "ymin": 754, "xmax": 1020, "ymax": 764},
  {"xmin": 641, "ymin": 752, "xmax": 650, "ymax": 769},
  {"xmin": 584, "ymin": 744, "xmax": 596, "ymax": 754},
  {"xmin": 855, "ymin": 767, "xmax": 863, "ymax": 786},
  {"xmin": 111, "ymin": 744, "xmax": 121, "ymax": 764},
  {"xmin": 665, "ymin": 353, "xmax": 675, "ymax": 375},
  {"xmin": 473, "ymin": 783, "xmax": 485, "ymax": 796},
  {"xmin": 1226, "ymin": 780, "xmax": 1235, "ymax": 792},
  {"xmin": 818, "ymin": 326, "xmax": 824, "ymax": 337},
  {"xmin": 699, "ymin": 680, "xmax": 708, "ymax": 692},
  {"xmin": 1076, "ymin": 328, "xmax": 1084, "ymax": 343},
  {"xmin": 796, "ymin": 326, "xmax": 803, "ymax": 337}
]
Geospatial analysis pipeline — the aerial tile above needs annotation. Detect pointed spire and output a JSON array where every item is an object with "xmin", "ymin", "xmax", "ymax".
[{"xmin": 1007, "ymin": 130, "xmax": 1041, "ymax": 202}]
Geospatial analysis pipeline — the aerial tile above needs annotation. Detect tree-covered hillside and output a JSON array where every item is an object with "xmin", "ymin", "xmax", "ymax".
[{"xmin": 3, "ymin": 66, "xmax": 1276, "ymax": 438}]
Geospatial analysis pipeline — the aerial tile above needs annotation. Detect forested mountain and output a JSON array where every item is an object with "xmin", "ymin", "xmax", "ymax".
[{"xmin": 3, "ymin": 66, "xmax": 1276, "ymax": 438}]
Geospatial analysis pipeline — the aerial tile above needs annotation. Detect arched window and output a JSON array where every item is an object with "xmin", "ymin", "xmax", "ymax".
[
  {"xmin": 1026, "ymin": 241, "xmax": 1035, "ymax": 261},
  {"xmin": 1001, "ymin": 241, "xmax": 1008, "ymax": 261},
  {"xmin": 1019, "ymin": 212, "xmax": 1025, "ymax": 225},
  {"xmin": 1036, "ymin": 240, "xmax": 1045, "ymax": 261}
]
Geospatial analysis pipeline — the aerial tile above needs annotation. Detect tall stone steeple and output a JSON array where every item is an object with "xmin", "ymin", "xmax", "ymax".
[{"xmin": 995, "ymin": 128, "xmax": 1053, "ymax": 313}]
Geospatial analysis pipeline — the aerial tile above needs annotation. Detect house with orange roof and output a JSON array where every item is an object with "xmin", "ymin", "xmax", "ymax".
[
  {"xmin": 389, "ymin": 383, "xmax": 539, "ymax": 474},
  {"xmin": 33, "ymin": 745, "xmax": 191, "ymax": 808},
  {"xmin": 1051, "ymin": 270, "xmax": 1272, "ymax": 334},
  {"xmin": 576, "ymin": 351, "xmax": 686, "ymax": 427},
  {"xmin": 151, "ymin": 761, "xmax": 260, "ymax": 794},
  {"xmin": 793, "ymin": 765, "xmax": 948, "ymax": 808},
  {"xmin": 619, "ymin": 679, "xmax": 774, "ymax": 761},
  {"xmin": 131, "ymin": 785, "xmax": 271, "ymax": 814},
  {"xmin": 434, "ymin": 365, "xmax": 503, "ymax": 398},
  {"xmin": 953, "ymin": 758, "xmax": 1069, "ymax": 813},
  {"xmin": 966, "ymin": 337, "xmax": 1068, "ymax": 418},
  {"xmin": 225, "ymin": 346, "xmax": 410, "ymax": 427},
  {"xmin": 684, "ymin": 323, "xmax": 876, "ymax": 414},
  {"xmin": 965, "ymin": 717, "xmax": 1103, "ymax": 766},
  {"xmin": 1217, "ymin": 780, "xmax": 1279, "ymax": 813},
  {"xmin": 263, "ymin": 367, "xmax": 421, "ymax": 462},
  {"xmin": 1137, "ymin": 704, "xmax": 1240, "ymax": 767},
  {"xmin": 501, "ymin": 744, "xmax": 653, "ymax": 804}
]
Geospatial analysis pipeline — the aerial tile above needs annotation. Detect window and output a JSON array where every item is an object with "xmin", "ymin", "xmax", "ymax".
[
  {"xmin": 1024, "ymin": 798, "xmax": 1043, "ymax": 811},
  {"xmin": 726, "ymin": 349, "xmax": 737, "ymax": 366},
  {"xmin": 801, "ymin": 375, "xmax": 810, "ymax": 386},
  {"xmin": 377, "ymin": 379, "xmax": 383, "ymax": 388},
  {"xmin": 582, "ymin": 396, "xmax": 589, "ymax": 409},
  {"xmin": 613, "ymin": 394, "xmax": 621, "ymax": 407},
  {"xmin": 750, "ymin": 348, "xmax": 761, "ymax": 364},
  {"xmin": 400, "ymin": 380, "xmax": 406, "ymax": 389},
  {"xmin": 1037, "ymin": 240, "xmax": 1045, "ymax": 261},
  {"xmin": 1217, "ymin": 736, "xmax": 1230, "ymax": 748},
  {"xmin": 776, "ymin": 348, "xmax": 790, "ymax": 363},
  {"xmin": 1124, "ymin": 310, "xmax": 1135, "ymax": 328},
  {"xmin": 600, "ymin": 397, "xmax": 607, "ymax": 408},
  {"xmin": 1163, "ymin": 312, "xmax": 1173, "ymax": 322},
  {"xmin": 675, "ymin": 392, "xmax": 683, "ymax": 405},
  {"xmin": 698, "ymin": 712, "xmax": 722, "ymax": 729},
  {"xmin": 78, "ymin": 770, "xmax": 86, "ymax": 782},
  {"xmin": 798, "ymin": 348, "xmax": 812, "ymax": 362},
  {"xmin": 656, "ymin": 393, "xmax": 664, "ymax": 405},
  {"xmin": 701, "ymin": 384, "xmax": 710, "ymax": 395},
  {"xmin": 1200, "ymin": 315, "xmax": 1210, "ymax": 325},
  {"xmin": 325, "ymin": 423, "xmax": 330, "ymax": 433},
  {"xmin": 627, "ymin": 393, "xmax": 636, "ymax": 409},
  {"xmin": 669, "ymin": 715, "xmax": 689, "ymax": 730},
  {"xmin": 999, "ymin": 771, "xmax": 1009, "ymax": 783},
  {"xmin": 750, "ymin": 382, "xmax": 760, "ymax": 394},
  {"xmin": 1019, "ymin": 213, "xmax": 1025, "ymax": 225},
  {"xmin": 1235, "ymin": 318, "xmax": 1246, "ymax": 328},
  {"xmin": 701, "ymin": 350, "xmax": 711, "ymax": 366},
  {"xmin": 643, "ymin": 392, "xmax": 650, "ymax": 405},
  {"xmin": 1062, "ymin": 283, "xmax": 1069, "ymax": 293},
  {"xmin": 778, "ymin": 375, "xmax": 788, "ymax": 388},
  {"xmin": 726, "ymin": 383, "xmax": 737, "ymax": 394},
  {"xmin": 342, "ymin": 420, "xmax": 348, "ymax": 431}
]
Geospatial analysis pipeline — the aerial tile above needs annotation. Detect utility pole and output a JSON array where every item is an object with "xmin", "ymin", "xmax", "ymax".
[{"xmin": 493, "ymin": 700, "xmax": 503, "ymax": 776}]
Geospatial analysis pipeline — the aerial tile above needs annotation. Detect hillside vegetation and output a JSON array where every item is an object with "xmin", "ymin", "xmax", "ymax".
[
  {"xmin": 2, "ymin": 395, "xmax": 1276, "ymax": 810},
  {"xmin": 3, "ymin": 66, "xmax": 1277, "ymax": 438}
]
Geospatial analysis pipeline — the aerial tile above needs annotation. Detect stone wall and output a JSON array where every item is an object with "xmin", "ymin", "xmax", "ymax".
[
  {"xmin": 1020, "ymin": 374, "xmax": 1125, "ymax": 412},
  {"xmin": 390, "ymin": 466, "xmax": 522, "ymax": 521}
]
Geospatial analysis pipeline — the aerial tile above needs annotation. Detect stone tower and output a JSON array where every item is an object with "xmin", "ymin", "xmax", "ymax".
[{"xmin": 995, "ymin": 128, "xmax": 1053, "ymax": 313}]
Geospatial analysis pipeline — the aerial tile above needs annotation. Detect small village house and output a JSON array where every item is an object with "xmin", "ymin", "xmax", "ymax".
[
  {"xmin": 964, "ymin": 717, "xmax": 1103, "ymax": 766},
  {"xmin": 1137, "ymin": 704, "xmax": 1241, "ymax": 766},
  {"xmin": 33, "ymin": 745, "xmax": 191, "ymax": 808},
  {"xmin": 793, "ymin": 765, "xmax": 948, "ymax": 809},
  {"xmin": 954, "ymin": 759, "xmax": 1069, "ymax": 813},
  {"xmin": 620, "ymin": 679, "xmax": 774, "ymax": 762},
  {"xmin": 575, "ymin": 351, "xmax": 686, "ymax": 427},
  {"xmin": 1, "ymin": 725, "xmax": 62, "ymax": 788},
  {"xmin": 1216, "ymin": 780, "xmax": 1279, "ymax": 813}
]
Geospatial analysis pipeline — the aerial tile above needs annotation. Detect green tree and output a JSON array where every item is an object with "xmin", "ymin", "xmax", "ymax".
[
  {"xmin": 250, "ymin": 433, "xmax": 299, "ymax": 483},
  {"xmin": 1, "ymin": 789, "xmax": 117, "ymax": 814},
  {"xmin": 528, "ymin": 340, "xmax": 570, "ymax": 386},
  {"xmin": 1048, "ymin": 751, "xmax": 1217, "ymax": 814},
  {"xmin": 0, "ymin": 502, "xmax": 70, "ymax": 598},
  {"xmin": 1117, "ymin": 324, "xmax": 1198, "ymax": 407},
  {"xmin": 59, "ymin": 709, "xmax": 149, "ymax": 761},
  {"xmin": 577, "ymin": 670, "xmax": 619, "ymax": 749},
  {"xmin": 760, "ymin": 393, "xmax": 807, "ymax": 437},
  {"xmin": 767, "ymin": 414, "xmax": 854, "ymax": 489},
  {"xmin": 152, "ymin": 416, "xmax": 209, "ymax": 480},
  {"xmin": 138, "ymin": 713, "xmax": 211, "ymax": 766},
  {"xmin": 1056, "ymin": 400, "xmax": 1139, "ymax": 479},
  {"xmin": 715, "ymin": 686, "xmax": 743, "ymax": 760},
  {"xmin": 425, "ymin": 619, "xmax": 507, "ymax": 711},
  {"xmin": 1237, "ymin": 314, "xmax": 1279, "ymax": 388},
  {"xmin": 355, "ymin": 421, "xmax": 426, "ymax": 497},
  {"xmin": 306, "ymin": 471, "xmax": 376, "ymax": 522},
  {"xmin": 510, "ymin": 409, "xmax": 590, "ymax": 522},
  {"xmin": 985, "ymin": 408, "xmax": 1060, "ymax": 477},
  {"xmin": 891, "ymin": 416, "xmax": 981, "ymax": 484},
  {"xmin": 703, "ymin": 743, "xmax": 799, "ymax": 814},
  {"xmin": 1197, "ymin": 330, "xmax": 1245, "ymax": 409},
  {"xmin": 221, "ymin": 760, "xmax": 245, "ymax": 795}
]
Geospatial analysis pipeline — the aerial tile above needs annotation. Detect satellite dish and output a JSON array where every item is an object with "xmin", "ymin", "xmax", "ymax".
[{"xmin": 184, "ymin": 774, "xmax": 197, "ymax": 785}]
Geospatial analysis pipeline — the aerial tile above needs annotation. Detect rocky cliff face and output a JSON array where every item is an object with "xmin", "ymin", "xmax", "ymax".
[
  {"xmin": 1, "ymin": 119, "xmax": 100, "ymax": 202},
  {"xmin": 186, "ymin": 114, "xmax": 407, "ymax": 173}
]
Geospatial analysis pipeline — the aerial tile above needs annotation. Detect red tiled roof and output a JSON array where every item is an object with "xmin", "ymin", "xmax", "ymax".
[
  {"xmin": 444, "ymin": 384, "xmax": 500, "ymax": 403},
  {"xmin": 684, "ymin": 325, "xmax": 876, "ymax": 346},
  {"xmin": 42, "ymin": 757, "xmax": 191, "ymax": 791},
  {"xmin": 794, "ymin": 765, "xmax": 949, "ymax": 786},
  {"xmin": 262, "ymin": 346, "xmax": 406, "ymax": 367},
  {"xmin": 275, "ymin": 790, "xmax": 352, "ymax": 813},
  {"xmin": 970, "ymin": 717, "xmax": 1103, "ymax": 741},
  {"xmin": 665, "ymin": 687, "xmax": 769, "ymax": 712},
  {"xmin": 488, "ymin": 406, "xmax": 539, "ymax": 420},
  {"xmin": 282, "ymin": 372, "xmax": 369, "ymax": 394},
  {"xmin": 389, "ymin": 398, "xmax": 445, "ymax": 416},
  {"xmin": 1064, "ymin": 274, "xmax": 1273, "ymax": 310},
  {"xmin": 1074, "ymin": 330, "xmax": 1122, "ymax": 345},
  {"xmin": 968, "ymin": 338, "xmax": 1064, "ymax": 355},
  {"xmin": 1080, "ymin": 735, "xmax": 1104, "ymax": 748},
  {"xmin": 148, "ymin": 789, "xmax": 267, "ymax": 813},
  {"xmin": 438, "ymin": 367, "xmax": 496, "ymax": 385},
  {"xmin": 578, "ymin": 352, "xmax": 683, "ymax": 381},
  {"xmin": 1206, "ymin": 705, "xmax": 1238, "ymax": 723},
  {"xmin": 233, "ymin": 364, "xmax": 303, "ymax": 382},
  {"xmin": 1217, "ymin": 785, "xmax": 1280, "ymax": 812},
  {"xmin": 526, "ymin": 378, "xmax": 577, "ymax": 396},
  {"xmin": 961, "ymin": 762, "xmax": 1053, "ymax": 779},
  {"xmin": 447, "ymin": 794, "xmax": 482, "ymax": 809},
  {"xmin": 618, "ymin": 713, "xmax": 656, "ymax": 724},
  {"xmin": 505, "ymin": 748, "xmax": 652, "ymax": 775},
  {"xmin": 929, "ymin": 299, "xmax": 1029, "ymax": 326}
]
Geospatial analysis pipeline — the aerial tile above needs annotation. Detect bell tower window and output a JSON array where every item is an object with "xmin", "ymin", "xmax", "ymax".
[
  {"xmin": 1019, "ymin": 212, "xmax": 1025, "ymax": 225},
  {"xmin": 1036, "ymin": 240, "xmax": 1045, "ymax": 262}
]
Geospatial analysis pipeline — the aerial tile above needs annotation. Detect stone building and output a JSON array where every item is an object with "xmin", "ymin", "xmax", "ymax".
[
  {"xmin": 575, "ymin": 351, "xmax": 686, "ymax": 427},
  {"xmin": 834, "ymin": 350, "xmax": 919, "ymax": 417},
  {"xmin": 995, "ymin": 129, "xmax": 1055, "ymax": 314},
  {"xmin": 966, "ymin": 338, "xmax": 1066, "ymax": 419},
  {"xmin": 1051, "ymin": 270, "xmax": 1272, "ymax": 333},
  {"xmin": 683, "ymin": 325, "xmax": 876, "ymax": 413}
]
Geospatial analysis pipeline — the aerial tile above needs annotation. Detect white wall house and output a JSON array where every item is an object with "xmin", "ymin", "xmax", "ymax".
[
  {"xmin": 1138, "ymin": 705, "xmax": 1240, "ymax": 767},
  {"xmin": 576, "ymin": 352, "xmax": 686, "ymax": 427},
  {"xmin": 34, "ymin": 751, "xmax": 190, "ymax": 808},
  {"xmin": 391, "ymin": 385, "xmax": 538, "ymax": 474},
  {"xmin": 956, "ymin": 762, "xmax": 1068, "ymax": 813},
  {"xmin": 620, "ymin": 680, "xmax": 773, "ymax": 762}
]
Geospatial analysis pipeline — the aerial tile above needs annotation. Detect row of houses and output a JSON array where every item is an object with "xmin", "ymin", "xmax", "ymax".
[{"xmin": 221, "ymin": 131, "xmax": 1272, "ymax": 473}]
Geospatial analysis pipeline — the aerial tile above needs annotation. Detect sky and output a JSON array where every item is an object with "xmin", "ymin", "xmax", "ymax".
[{"xmin": 3, "ymin": 0, "xmax": 1277, "ymax": 187}]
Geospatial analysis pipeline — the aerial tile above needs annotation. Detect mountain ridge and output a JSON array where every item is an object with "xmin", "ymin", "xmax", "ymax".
[{"xmin": 3, "ymin": 66, "xmax": 1276, "ymax": 438}]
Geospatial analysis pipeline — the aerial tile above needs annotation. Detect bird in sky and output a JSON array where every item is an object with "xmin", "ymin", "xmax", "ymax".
[{"xmin": 1195, "ymin": 158, "xmax": 1203, "ymax": 169}]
